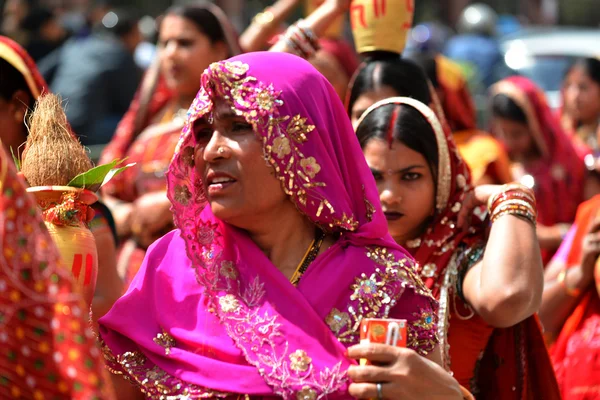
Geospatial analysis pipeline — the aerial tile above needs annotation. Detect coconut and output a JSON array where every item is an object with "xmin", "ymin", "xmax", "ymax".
[{"xmin": 21, "ymin": 94, "xmax": 93, "ymax": 187}]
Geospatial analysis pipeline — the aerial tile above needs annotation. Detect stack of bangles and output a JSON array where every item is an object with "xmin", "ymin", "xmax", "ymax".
[
  {"xmin": 487, "ymin": 183, "xmax": 537, "ymax": 226},
  {"xmin": 281, "ymin": 20, "xmax": 320, "ymax": 59}
]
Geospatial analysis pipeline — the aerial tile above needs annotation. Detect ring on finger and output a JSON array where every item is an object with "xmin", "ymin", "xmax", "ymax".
[{"xmin": 376, "ymin": 382, "xmax": 384, "ymax": 400}]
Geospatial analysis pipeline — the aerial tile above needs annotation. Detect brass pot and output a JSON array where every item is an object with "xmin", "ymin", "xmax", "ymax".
[{"xmin": 26, "ymin": 186, "xmax": 98, "ymax": 306}]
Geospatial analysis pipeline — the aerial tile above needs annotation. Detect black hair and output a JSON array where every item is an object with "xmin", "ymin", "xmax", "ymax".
[
  {"xmin": 406, "ymin": 52, "xmax": 439, "ymax": 89},
  {"xmin": 20, "ymin": 7, "xmax": 55, "ymax": 33},
  {"xmin": 347, "ymin": 52, "xmax": 432, "ymax": 115},
  {"xmin": 566, "ymin": 57, "xmax": 600, "ymax": 86},
  {"xmin": 164, "ymin": 4, "xmax": 227, "ymax": 46},
  {"xmin": 491, "ymin": 93, "xmax": 527, "ymax": 124},
  {"xmin": 356, "ymin": 103, "xmax": 439, "ymax": 179},
  {"xmin": 0, "ymin": 58, "xmax": 32, "ymax": 105}
]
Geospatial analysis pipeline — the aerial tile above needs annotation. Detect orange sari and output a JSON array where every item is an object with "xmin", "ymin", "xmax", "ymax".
[
  {"xmin": 551, "ymin": 195, "xmax": 600, "ymax": 399},
  {"xmin": 436, "ymin": 55, "xmax": 512, "ymax": 185}
]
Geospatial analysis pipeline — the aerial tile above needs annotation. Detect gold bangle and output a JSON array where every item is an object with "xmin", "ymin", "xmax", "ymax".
[
  {"xmin": 253, "ymin": 9, "xmax": 274, "ymax": 25},
  {"xmin": 557, "ymin": 267, "xmax": 582, "ymax": 297}
]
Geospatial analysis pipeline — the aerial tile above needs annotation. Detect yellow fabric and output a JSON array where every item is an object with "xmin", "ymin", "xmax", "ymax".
[
  {"xmin": 454, "ymin": 130, "xmax": 513, "ymax": 185},
  {"xmin": 436, "ymin": 55, "xmax": 464, "ymax": 91}
]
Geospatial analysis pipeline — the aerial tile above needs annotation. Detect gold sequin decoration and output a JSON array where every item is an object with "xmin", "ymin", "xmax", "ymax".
[
  {"xmin": 272, "ymin": 136, "xmax": 292, "ymax": 158},
  {"xmin": 286, "ymin": 115, "xmax": 314, "ymax": 143},
  {"xmin": 218, "ymin": 294, "xmax": 240, "ymax": 313},
  {"xmin": 325, "ymin": 308, "xmax": 351, "ymax": 334},
  {"xmin": 297, "ymin": 386, "xmax": 317, "ymax": 400},
  {"xmin": 153, "ymin": 331, "xmax": 176, "ymax": 356},
  {"xmin": 289, "ymin": 350, "xmax": 312, "ymax": 373}
]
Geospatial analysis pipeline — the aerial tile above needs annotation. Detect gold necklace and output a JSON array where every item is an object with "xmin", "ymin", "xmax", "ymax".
[{"xmin": 290, "ymin": 229, "xmax": 325, "ymax": 286}]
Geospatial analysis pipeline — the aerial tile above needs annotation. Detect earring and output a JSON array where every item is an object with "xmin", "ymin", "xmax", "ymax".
[{"xmin": 14, "ymin": 110, "xmax": 24, "ymax": 123}]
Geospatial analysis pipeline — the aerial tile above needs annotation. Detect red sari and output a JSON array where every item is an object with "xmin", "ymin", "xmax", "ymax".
[
  {"xmin": 382, "ymin": 97, "xmax": 560, "ymax": 398},
  {"xmin": 491, "ymin": 77, "xmax": 586, "ymax": 263},
  {"xmin": 435, "ymin": 55, "xmax": 512, "ymax": 185},
  {"xmin": 551, "ymin": 195, "xmax": 600, "ymax": 399}
]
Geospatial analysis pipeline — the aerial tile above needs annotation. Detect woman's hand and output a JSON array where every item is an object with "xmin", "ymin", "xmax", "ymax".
[
  {"xmin": 580, "ymin": 217, "xmax": 600, "ymax": 282},
  {"xmin": 347, "ymin": 343, "xmax": 462, "ymax": 399},
  {"xmin": 456, "ymin": 184, "xmax": 499, "ymax": 229},
  {"xmin": 130, "ymin": 191, "xmax": 173, "ymax": 249}
]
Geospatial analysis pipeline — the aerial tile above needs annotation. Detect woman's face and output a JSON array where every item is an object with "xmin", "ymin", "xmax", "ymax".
[
  {"xmin": 159, "ymin": 15, "xmax": 228, "ymax": 99},
  {"xmin": 563, "ymin": 66, "xmax": 600, "ymax": 124},
  {"xmin": 363, "ymin": 138, "xmax": 435, "ymax": 246},
  {"xmin": 351, "ymin": 86, "xmax": 399, "ymax": 130},
  {"xmin": 493, "ymin": 117, "xmax": 536, "ymax": 162},
  {"xmin": 0, "ymin": 90, "xmax": 29, "ymax": 156},
  {"xmin": 193, "ymin": 99, "xmax": 289, "ymax": 228}
]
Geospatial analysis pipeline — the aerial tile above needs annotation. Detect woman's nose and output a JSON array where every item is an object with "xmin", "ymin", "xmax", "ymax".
[
  {"xmin": 203, "ymin": 131, "xmax": 229, "ymax": 163},
  {"xmin": 379, "ymin": 181, "xmax": 402, "ymax": 207}
]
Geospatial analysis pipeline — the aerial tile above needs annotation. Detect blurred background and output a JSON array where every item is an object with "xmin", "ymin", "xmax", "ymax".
[{"xmin": 1, "ymin": 0, "xmax": 598, "ymax": 158}]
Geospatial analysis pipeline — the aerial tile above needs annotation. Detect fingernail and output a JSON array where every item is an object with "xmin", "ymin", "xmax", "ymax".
[{"xmin": 343, "ymin": 349, "xmax": 348, "ymax": 358}]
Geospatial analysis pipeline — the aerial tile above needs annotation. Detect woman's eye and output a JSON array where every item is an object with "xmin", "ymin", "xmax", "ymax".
[
  {"xmin": 195, "ymin": 127, "xmax": 212, "ymax": 142},
  {"xmin": 402, "ymin": 172, "xmax": 421, "ymax": 181},
  {"xmin": 370, "ymin": 170, "xmax": 383, "ymax": 181},
  {"xmin": 231, "ymin": 121, "xmax": 252, "ymax": 132},
  {"xmin": 178, "ymin": 39, "xmax": 194, "ymax": 48}
]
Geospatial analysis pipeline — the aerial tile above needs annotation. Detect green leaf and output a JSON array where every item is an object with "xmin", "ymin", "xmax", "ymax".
[
  {"xmin": 10, "ymin": 147, "xmax": 20, "ymax": 172},
  {"xmin": 67, "ymin": 159, "xmax": 134, "ymax": 192}
]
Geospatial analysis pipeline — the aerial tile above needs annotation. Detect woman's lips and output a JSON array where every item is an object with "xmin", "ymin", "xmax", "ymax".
[
  {"xmin": 207, "ymin": 177, "xmax": 237, "ymax": 196},
  {"xmin": 384, "ymin": 211, "xmax": 404, "ymax": 221}
]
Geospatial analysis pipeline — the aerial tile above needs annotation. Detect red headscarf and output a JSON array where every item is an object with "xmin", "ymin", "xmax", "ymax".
[
  {"xmin": 491, "ymin": 77, "xmax": 585, "ymax": 230},
  {"xmin": 0, "ymin": 35, "xmax": 48, "ymax": 98}
]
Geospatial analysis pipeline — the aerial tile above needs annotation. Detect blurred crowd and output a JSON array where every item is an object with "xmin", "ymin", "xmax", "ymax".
[{"xmin": 1, "ymin": 0, "xmax": 600, "ymax": 398}]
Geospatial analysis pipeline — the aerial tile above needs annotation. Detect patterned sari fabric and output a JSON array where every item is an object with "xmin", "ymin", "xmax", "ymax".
[
  {"xmin": 491, "ymin": 77, "xmax": 586, "ymax": 264},
  {"xmin": 435, "ymin": 55, "xmax": 512, "ymax": 185},
  {"xmin": 0, "ymin": 147, "xmax": 114, "ymax": 399},
  {"xmin": 356, "ymin": 96, "xmax": 560, "ymax": 397},
  {"xmin": 99, "ymin": 4, "xmax": 241, "ymax": 286},
  {"xmin": 98, "ymin": 52, "xmax": 439, "ymax": 399},
  {"xmin": 551, "ymin": 195, "xmax": 600, "ymax": 399}
]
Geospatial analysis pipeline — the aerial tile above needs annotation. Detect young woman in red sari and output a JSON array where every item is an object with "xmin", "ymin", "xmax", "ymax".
[
  {"xmin": 540, "ymin": 195, "xmax": 600, "ymax": 398},
  {"xmin": 490, "ymin": 76, "xmax": 586, "ymax": 264},
  {"xmin": 99, "ymin": 4, "xmax": 241, "ymax": 286},
  {"xmin": 355, "ymin": 96, "xmax": 559, "ymax": 398},
  {"xmin": 560, "ymin": 57, "xmax": 600, "ymax": 154}
]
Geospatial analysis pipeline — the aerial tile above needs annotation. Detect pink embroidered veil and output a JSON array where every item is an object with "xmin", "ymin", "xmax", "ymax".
[{"xmin": 99, "ymin": 52, "xmax": 437, "ymax": 399}]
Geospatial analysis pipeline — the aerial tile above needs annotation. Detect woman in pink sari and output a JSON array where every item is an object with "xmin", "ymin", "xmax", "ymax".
[
  {"xmin": 490, "ymin": 76, "xmax": 586, "ymax": 264},
  {"xmin": 98, "ymin": 52, "xmax": 465, "ymax": 398}
]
